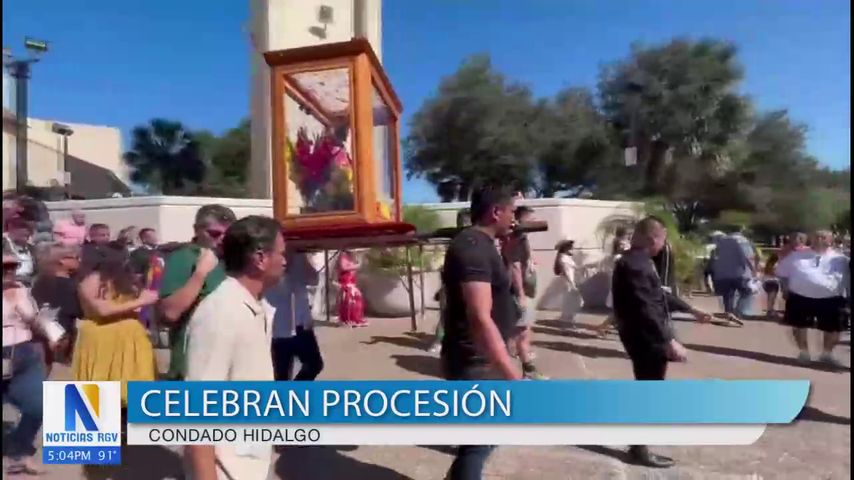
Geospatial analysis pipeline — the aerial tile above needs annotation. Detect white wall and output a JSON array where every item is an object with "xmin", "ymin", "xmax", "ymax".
[
  {"xmin": 46, "ymin": 196, "xmax": 639, "ymax": 309},
  {"xmin": 47, "ymin": 196, "xmax": 275, "ymax": 243},
  {"xmin": 423, "ymin": 198, "xmax": 640, "ymax": 309}
]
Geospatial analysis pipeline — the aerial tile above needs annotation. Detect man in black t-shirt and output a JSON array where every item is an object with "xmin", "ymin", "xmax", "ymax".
[{"xmin": 441, "ymin": 186, "xmax": 521, "ymax": 480}]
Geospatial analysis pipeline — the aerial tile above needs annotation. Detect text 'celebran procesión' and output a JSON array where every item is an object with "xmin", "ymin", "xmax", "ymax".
[{"xmin": 137, "ymin": 386, "xmax": 513, "ymax": 419}]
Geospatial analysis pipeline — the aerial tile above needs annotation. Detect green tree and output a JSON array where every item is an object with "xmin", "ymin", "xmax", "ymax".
[
  {"xmin": 195, "ymin": 119, "xmax": 251, "ymax": 197},
  {"xmin": 405, "ymin": 55, "xmax": 540, "ymax": 200},
  {"xmin": 123, "ymin": 119, "xmax": 206, "ymax": 194},
  {"xmin": 734, "ymin": 110, "xmax": 850, "ymax": 234},
  {"xmin": 535, "ymin": 88, "xmax": 625, "ymax": 197},
  {"xmin": 835, "ymin": 208, "xmax": 850, "ymax": 232},
  {"xmin": 210, "ymin": 119, "xmax": 251, "ymax": 184},
  {"xmin": 598, "ymin": 38, "xmax": 750, "ymax": 196},
  {"xmin": 762, "ymin": 188, "xmax": 849, "ymax": 234},
  {"xmin": 365, "ymin": 205, "xmax": 443, "ymax": 274}
]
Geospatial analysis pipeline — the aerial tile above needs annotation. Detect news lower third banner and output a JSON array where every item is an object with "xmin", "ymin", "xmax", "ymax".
[{"xmin": 116, "ymin": 380, "xmax": 810, "ymax": 447}]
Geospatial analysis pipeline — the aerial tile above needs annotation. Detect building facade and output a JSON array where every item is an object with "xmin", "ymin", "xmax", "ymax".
[
  {"xmin": 2, "ymin": 58, "xmax": 130, "ymax": 197},
  {"xmin": 1, "ymin": 114, "xmax": 130, "ymax": 197}
]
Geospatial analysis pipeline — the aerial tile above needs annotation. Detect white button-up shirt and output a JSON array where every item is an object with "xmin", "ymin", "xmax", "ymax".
[
  {"xmin": 776, "ymin": 249, "xmax": 849, "ymax": 299},
  {"xmin": 265, "ymin": 252, "xmax": 318, "ymax": 338},
  {"xmin": 185, "ymin": 276, "xmax": 274, "ymax": 480}
]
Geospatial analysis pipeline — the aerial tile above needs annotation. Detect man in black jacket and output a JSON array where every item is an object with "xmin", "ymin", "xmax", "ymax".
[{"xmin": 612, "ymin": 216, "xmax": 688, "ymax": 468}]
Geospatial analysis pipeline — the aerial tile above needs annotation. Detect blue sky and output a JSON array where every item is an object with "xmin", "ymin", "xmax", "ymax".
[{"xmin": 3, "ymin": 0, "xmax": 850, "ymax": 203}]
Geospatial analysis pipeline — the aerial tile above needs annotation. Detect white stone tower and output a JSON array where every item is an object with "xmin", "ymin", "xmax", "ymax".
[{"xmin": 247, "ymin": 0, "xmax": 383, "ymax": 198}]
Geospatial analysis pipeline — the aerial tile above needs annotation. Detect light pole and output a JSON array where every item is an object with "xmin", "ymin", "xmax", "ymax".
[
  {"xmin": 4, "ymin": 37, "xmax": 49, "ymax": 193},
  {"xmin": 51, "ymin": 122, "xmax": 73, "ymax": 198}
]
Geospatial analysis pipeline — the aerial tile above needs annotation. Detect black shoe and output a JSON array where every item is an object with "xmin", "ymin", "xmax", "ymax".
[{"xmin": 629, "ymin": 446, "xmax": 675, "ymax": 468}]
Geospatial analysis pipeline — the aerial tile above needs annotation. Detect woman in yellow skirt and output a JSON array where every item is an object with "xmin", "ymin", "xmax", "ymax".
[{"xmin": 73, "ymin": 243, "xmax": 159, "ymax": 405}]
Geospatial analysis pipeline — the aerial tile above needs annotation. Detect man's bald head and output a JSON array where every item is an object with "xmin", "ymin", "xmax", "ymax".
[{"xmin": 631, "ymin": 216, "xmax": 668, "ymax": 256}]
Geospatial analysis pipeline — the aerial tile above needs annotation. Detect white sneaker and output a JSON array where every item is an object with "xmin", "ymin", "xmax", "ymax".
[{"xmin": 797, "ymin": 351, "xmax": 811, "ymax": 363}]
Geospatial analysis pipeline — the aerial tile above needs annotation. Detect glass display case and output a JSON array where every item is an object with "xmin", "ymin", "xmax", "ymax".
[{"xmin": 265, "ymin": 39, "xmax": 403, "ymax": 233}]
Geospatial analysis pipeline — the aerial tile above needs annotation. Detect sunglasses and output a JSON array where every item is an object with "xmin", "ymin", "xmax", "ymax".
[{"xmin": 3, "ymin": 262, "xmax": 19, "ymax": 270}]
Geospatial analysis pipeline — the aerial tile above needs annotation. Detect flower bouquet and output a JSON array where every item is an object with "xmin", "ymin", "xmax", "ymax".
[{"xmin": 286, "ymin": 127, "xmax": 355, "ymax": 212}]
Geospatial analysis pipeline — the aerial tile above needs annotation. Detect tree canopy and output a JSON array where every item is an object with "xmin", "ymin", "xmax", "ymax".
[
  {"xmin": 125, "ymin": 118, "xmax": 251, "ymax": 197},
  {"xmin": 404, "ymin": 37, "xmax": 849, "ymax": 236},
  {"xmin": 123, "ymin": 119, "xmax": 206, "ymax": 195},
  {"xmin": 125, "ymin": 37, "xmax": 847, "ymax": 238},
  {"xmin": 404, "ymin": 55, "xmax": 540, "ymax": 200}
]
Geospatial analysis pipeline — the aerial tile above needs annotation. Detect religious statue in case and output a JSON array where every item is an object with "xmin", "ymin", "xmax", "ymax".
[{"xmin": 265, "ymin": 38, "xmax": 406, "ymax": 237}]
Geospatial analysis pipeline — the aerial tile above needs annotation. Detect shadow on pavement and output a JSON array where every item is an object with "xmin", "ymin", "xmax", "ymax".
[
  {"xmin": 797, "ymin": 406, "xmax": 851, "ymax": 425},
  {"xmin": 537, "ymin": 319, "xmax": 600, "ymax": 333},
  {"xmin": 82, "ymin": 445, "xmax": 184, "ymax": 480},
  {"xmin": 738, "ymin": 314, "xmax": 788, "ymax": 325},
  {"xmin": 531, "ymin": 325, "xmax": 600, "ymax": 340},
  {"xmin": 575, "ymin": 445, "xmax": 632, "ymax": 463},
  {"xmin": 362, "ymin": 332, "xmax": 432, "ymax": 350},
  {"xmin": 418, "ymin": 445, "xmax": 457, "ymax": 456},
  {"xmin": 275, "ymin": 445, "xmax": 413, "ymax": 480},
  {"xmin": 390, "ymin": 354, "xmax": 442, "ymax": 378},
  {"xmin": 685, "ymin": 343, "xmax": 850, "ymax": 372},
  {"xmin": 532, "ymin": 340, "xmax": 627, "ymax": 360}
]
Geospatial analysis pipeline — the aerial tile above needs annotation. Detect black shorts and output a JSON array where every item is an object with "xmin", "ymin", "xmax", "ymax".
[{"xmin": 784, "ymin": 292, "xmax": 846, "ymax": 332}]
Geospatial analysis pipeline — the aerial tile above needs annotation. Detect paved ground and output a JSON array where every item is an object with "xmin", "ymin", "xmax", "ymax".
[{"xmin": 4, "ymin": 295, "xmax": 850, "ymax": 479}]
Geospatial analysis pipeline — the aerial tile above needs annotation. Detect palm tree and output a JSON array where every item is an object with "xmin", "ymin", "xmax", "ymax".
[{"xmin": 123, "ymin": 119, "xmax": 206, "ymax": 194}]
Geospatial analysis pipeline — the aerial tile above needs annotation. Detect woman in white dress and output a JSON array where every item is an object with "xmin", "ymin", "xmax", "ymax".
[{"xmin": 554, "ymin": 240, "xmax": 583, "ymax": 326}]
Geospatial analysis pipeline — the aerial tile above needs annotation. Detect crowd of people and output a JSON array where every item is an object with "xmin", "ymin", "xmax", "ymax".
[
  {"xmin": 1, "ymin": 190, "xmax": 850, "ymax": 479},
  {"xmin": 0, "ymin": 196, "xmax": 367, "ymax": 478},
  {"xmin": 438, "ymin": 187, "xmax": 850, "ymax": 477}
]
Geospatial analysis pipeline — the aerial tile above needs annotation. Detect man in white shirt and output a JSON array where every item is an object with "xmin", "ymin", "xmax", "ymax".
[
  {"xmin": 265, "ymin": 247, "xmax": 324, "ymax": 381},
  {"xmin": 184, "ymin": 216, "xmax": 286, "ymax": 480},
  {"xmin": 776, "ymin": 230, "xmax": 849, "ymax": 366}
]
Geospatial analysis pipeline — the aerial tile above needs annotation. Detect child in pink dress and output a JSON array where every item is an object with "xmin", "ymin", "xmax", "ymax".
[{"xmin": 337, "ymin": 250, "xmax": 366, "ymax": 327}]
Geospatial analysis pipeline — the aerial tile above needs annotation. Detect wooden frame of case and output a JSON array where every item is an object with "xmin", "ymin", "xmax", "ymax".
[{"xmin": 265, "ymin": 38, "xmax": 404, "ymax": 231}]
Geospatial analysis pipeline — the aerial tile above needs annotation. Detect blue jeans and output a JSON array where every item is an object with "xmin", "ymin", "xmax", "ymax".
[
  {"xmin": 715, "ymin": 278, "xmax": 753, "ymax": 318},
  {"xmin": 447, "ymin": 445, "xmax": 496, "ymax": 480},
  {"xmin": 271, "ymin": 327, "xmax": 324, "ymax": 381},
  {"xmin": 2, "ymin": 341, "xmax": 46, "ymax": 457},
  {"xmin": 444, "ymin": 368, "xmax": 497, "ymax": 480}
]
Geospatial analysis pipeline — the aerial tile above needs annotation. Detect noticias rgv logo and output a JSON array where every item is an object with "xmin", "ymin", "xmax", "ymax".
[
  {"xmin": 65, "ymin": 383, "xmax": 101, "ymax": 431},
  {"xmin": 43, "ymin": 382, "xmax": 120, "ymax": 444}
]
